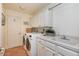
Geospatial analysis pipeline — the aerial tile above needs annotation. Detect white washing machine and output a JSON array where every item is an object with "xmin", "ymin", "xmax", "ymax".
[{"xmin": 23, "ymin": 33, "xmax": 40, "ymax": 56}]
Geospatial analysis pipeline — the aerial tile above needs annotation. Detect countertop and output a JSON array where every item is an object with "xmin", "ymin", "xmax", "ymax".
[
  {"xmin": 26, "ymin": 33, "xmax": 79, "ymax": 53},
  {"xmin": 36, "ymin": 33, "xmax": 79, "ymax": 53}
]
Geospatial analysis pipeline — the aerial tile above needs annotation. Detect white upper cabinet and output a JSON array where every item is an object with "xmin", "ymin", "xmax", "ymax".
[
  {"xmin": 52, "ymin": 3, "xmax": 79, "ymax": 37},
  {"xmin": 41, "ymin": 9, "xmax": 52, "ymax": 26},
  {"xmin": 30, "ymin": 4, "xmax": 55, "ymax": 27}
]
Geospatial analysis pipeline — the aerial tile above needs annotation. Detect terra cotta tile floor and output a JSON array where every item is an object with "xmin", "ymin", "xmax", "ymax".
[{"xmin": 4, "ymin": 46, "xmax": 28, "ymax": 56}]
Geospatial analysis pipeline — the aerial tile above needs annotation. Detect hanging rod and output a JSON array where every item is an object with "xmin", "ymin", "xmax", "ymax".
[{"xmin": 48, "ymin": 3, "xmax": 62, "ymax": 10}]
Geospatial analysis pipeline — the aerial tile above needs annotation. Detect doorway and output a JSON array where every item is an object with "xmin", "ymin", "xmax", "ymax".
[{"xmin": 7, "ymin": 15, "xmax": 22, "ymax": 48}]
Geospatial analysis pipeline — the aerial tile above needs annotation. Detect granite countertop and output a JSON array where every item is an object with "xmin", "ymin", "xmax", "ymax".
[{"xmin": 37, "ymin": 34, "xmax": 79, "ymax": 53}]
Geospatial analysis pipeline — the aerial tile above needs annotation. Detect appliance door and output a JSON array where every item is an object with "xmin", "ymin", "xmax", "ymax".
[{"xmin": 28, "ymin": 34, "xmax": 37, "ymax": 56}]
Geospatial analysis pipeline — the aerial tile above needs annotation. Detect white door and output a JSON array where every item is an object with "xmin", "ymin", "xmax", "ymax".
[{"xmin": 7, "ymin": 15, "xmax": 22, "ymax": 48}]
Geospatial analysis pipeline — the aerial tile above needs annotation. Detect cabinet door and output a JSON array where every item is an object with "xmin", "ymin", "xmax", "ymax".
[
  {"xmin": 37, "ymin": 43, "xmax": 45, "ymax": 56},
  {"xmin": 56, "ymin": 46, "xmax": 78, "ymax": 56},
  {"xmin": 37, "ymin": 43, "xmax": 56, "ymax": 56},
  {"xmin": 44, "ymin": 9, "xmax": 52, "ymax": 26},
  {"xmin": 43, "ymin": 46, "xmax": 55, "ymax": 56}
]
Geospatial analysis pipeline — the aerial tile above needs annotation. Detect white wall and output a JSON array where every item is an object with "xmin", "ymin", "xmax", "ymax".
[
  {"xmin": 0, "ymin": 4, "xmax": 2, "ymax": 47},
  {"xmin": 2, "ymin": 7, "xmax": 6, "ymax": 48},
  {"xmin": 52, "ymin": 3, "xmax": 79, "ymax": 37}
]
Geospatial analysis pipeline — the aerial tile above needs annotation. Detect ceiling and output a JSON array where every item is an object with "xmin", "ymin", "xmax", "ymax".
[{"xmin": 3, "ymin": 3, "xmax": 49, "ymax": 15}]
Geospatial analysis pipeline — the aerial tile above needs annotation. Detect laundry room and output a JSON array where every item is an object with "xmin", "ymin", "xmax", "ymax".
[{"xmin": 0, "ymin": 3, "xmax": 79, "ymax": 56}]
